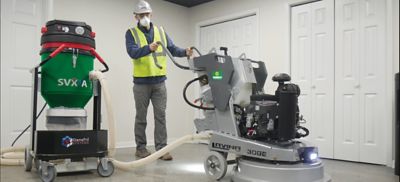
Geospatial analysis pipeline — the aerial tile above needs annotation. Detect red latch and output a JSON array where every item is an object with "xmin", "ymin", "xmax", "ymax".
[
  {"xmin": 41, "ymin": 26, "xmax": 47, "ymax": 34},
  {"xmin": 90, "ymin": 32, "xmax": 96, "ymax": 38}
]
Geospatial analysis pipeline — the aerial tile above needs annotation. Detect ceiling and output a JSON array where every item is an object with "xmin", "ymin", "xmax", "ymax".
[{"xmin": 163, "ymin": 0, "xmax": 215, "ymax": 8}]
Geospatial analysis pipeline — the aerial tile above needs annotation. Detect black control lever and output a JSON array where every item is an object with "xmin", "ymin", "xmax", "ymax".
[{"xmin": 220, "ymin": 47, "xmax": 228, "ymax": 56}]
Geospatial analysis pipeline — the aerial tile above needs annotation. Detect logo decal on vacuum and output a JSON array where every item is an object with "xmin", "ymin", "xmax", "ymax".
[
  {"xmin": 57, "ymin": 78, "xmax": 88, "ymax": 88},
  {"xmin": 61, "ymin": 136, "xmax": 90, "ymax": 148}
]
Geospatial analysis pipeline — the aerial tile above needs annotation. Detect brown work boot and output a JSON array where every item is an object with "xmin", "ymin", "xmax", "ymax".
[
  {"xmin": 135, "ymin": 149, "xmax": 151, "ymax": 158},
  {"xmin": 159, "ymin": 152, "xmax": 173, "ymax": 161}
]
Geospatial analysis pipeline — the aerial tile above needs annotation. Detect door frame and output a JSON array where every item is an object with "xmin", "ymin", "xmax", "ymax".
[
  {"xmin": 384, "ymin": 0, "xmax": 395, "ymax": 168},
  {"xmin": 288, "ymin": 0, "xmax": 395, "ymax": 166}
]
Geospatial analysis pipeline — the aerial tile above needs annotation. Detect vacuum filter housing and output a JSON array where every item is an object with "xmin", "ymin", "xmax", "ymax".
[{"xmin": 46, "ymin": 108, "xmax": 87, "ymax": 130}]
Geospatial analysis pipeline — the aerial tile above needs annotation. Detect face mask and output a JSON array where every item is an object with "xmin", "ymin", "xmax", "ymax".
[{"xmin": 139, "ymin": 16, "xmax": 150, "ymax": 28}]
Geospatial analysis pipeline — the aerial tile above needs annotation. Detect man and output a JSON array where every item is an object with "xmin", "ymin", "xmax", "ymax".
[{"xmin": 125, "ymin": 0, "xmax": 193, "ymax": 161}]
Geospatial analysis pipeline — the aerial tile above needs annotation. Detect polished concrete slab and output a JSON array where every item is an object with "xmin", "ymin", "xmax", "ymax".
[{"xmin": 1, "ymin": 143, "xmax": 398, "ymax": 182}]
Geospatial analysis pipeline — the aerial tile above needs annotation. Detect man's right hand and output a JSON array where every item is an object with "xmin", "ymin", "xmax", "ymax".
[{"xmin": 149, "ymin": 42, "xmax": 159, "ymax": 52}]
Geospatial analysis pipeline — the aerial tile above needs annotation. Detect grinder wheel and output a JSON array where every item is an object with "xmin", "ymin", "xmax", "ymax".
[{"xmin": 204, "ymin": 151, "xmax": 228, "ymax": 180}]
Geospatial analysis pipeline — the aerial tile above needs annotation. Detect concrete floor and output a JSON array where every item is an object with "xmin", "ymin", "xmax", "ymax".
[{"xmin": 1, "ymin": 143, "xmax": 398, "ymax": 182}]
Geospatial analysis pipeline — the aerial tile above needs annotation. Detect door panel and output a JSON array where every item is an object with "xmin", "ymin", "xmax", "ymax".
[
  {"xmin": 334, "ymin": 0, "xmax": 361, "ymax": 161},
  {"xmin": 291, "ymin": 4, "xmax": 313, "ymax": 142},
  {"xmin": 310, "ymin": 0, "xmax": 334, "ymax": 158},
  {"xmin": 200, "ymin": 15, "xmax": 258, "ymax": 59},
  {"xmin": 335, "ymin": 0, "xmax": 386, "ymax": 164},
  {"xmin": 291, "ymin": 0, "xmax": 334, "ymax": 158},
  {"xmin": 1, "ymin": 0, "xmax": 45, "ymax": 147},
  {"xmin": 358, "ymin": 0, "xmax": 386, "ymax": 164}
]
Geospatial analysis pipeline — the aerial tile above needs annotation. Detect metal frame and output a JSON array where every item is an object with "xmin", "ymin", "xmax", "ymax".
[
  {"xmin": 30, "ymin": 69, "xmax": 107, "ymax": 160},
  {"xmin": 27, "ymin": 68, "xmax": 113, "ymax": 182}
]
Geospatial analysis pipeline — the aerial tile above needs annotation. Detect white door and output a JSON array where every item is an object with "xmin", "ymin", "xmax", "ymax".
[
  {"xmin": 291, "ymin": 0, "xmax": 335, "ymax": 158},
  {"xmin": 358, "ymin": 0, "xmax": 386, "ymax": 164},
  {"xmin": 335, "ymin": 0, "xmax": 387, "ymax": 164},
  {"xmin": 310, "ymin": 0, "xmax": 335, "ymax": 159},
  {"xmin": 334, "ymin": 0, "xmax": 361, "ymax": 161},
  {"xmin": 1, "ymin": 0, "xmax": 48, "ymax": 148},
  {"xmin": 291, "ymin": 3, "xmax": 313, "ymax": 147},
  {"xmin": 200, "ymin": 14, "xmax": 258, "ymax": 60}
]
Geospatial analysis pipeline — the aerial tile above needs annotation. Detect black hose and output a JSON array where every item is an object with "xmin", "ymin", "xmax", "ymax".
[
  {"xmin": 296, "ymin": 125, "xmax": 310, "ymax": 138},
  {"xmin": 100, "ymin": 61, "xmax": 109, "ymax": 73},
  {"xmin": 233, "ymin": 104, "xmax": 246, "ymax": 123},
  {"xmin": 38, "ymin": 56, "xmax": 52, "ymax": 68},
  {"xmin": 190, "ymin": 46, "xmax": 202, "ymax": 56},
  {"xmin": 156, "ymin": 41, "xmax": 190, "ymax": 70},
  {"xmin": 183, "ymin": 77, "xmax": 215, "ymax": 110},
  {"xmin": 173, "ymin": 60, "xmax": 191, "ymax": 70},
  {"xmin": 156, "ymin": 41, "xmax": 204, "ymax": 71},
  {"xmin": 11, "ymin": 103, "xmax": 47, "ymax": 147},
  {"xmin": 233, "ymin": 104, "xmax": 245, "ymax": 114}
]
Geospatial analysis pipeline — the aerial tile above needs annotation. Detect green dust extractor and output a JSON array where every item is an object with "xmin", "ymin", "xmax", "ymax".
[
  {"xmin": 40, "ymin": 21, "xmax": 104, "ymax": 108},
  {"xmin": 25, "ymin": 20, "xmax": 114, "ymax": 182}
]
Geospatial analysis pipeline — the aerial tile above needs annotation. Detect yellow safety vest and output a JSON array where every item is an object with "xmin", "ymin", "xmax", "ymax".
[{"xmin": 129, "ymin": 26, "xmax": 168, "ymax": 77}]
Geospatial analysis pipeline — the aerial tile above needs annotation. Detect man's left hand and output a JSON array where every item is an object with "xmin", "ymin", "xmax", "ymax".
[{"xmin": 186, "ymin": 47, "xmax": 193, "ymax": 58}]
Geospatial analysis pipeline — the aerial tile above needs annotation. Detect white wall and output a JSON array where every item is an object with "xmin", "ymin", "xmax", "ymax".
[
  {"xmin": 189, "ymin": 0, "xmax": 399, "ymax": 91},
  {"xmin": 53, "ymin": 0, "xmax": 195, "ymax": 148},
  {"xmin": 392, "ymin": 0, "xmax": 399, "ymax": 165},
  {"xmin": 189, "ymin": 0, "xmax": 313, "ymax": 94},
  {"xmin": 394, "ymin": 0, "xmax": 399, "ymax": 73}
]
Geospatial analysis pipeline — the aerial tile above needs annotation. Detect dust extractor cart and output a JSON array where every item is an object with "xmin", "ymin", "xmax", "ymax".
[{"xmin": 26, "ymin": 20, "xmax": 113, "ymax": 182}]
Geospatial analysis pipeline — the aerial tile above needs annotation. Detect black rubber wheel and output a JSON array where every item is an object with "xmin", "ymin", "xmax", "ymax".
[{"xmin": 97, "ymin": 160, "xmax": 114, "ymax": 177}]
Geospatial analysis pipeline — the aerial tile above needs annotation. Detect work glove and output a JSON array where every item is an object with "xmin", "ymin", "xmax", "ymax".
[
  {"xmin": 149, "ymin": 42, "xmax": 159, "ymax": 52},
  {"xmin": 186, "ymin": 47, "xmax": 193, "ymax": 58}
]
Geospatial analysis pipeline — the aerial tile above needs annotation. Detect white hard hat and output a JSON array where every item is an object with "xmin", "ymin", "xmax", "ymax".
[{"xmin": 134, "ymin": 0, "xmax": 152, "ymax": 14}]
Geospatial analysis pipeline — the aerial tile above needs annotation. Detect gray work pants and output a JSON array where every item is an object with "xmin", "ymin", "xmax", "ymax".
[{"xmin": 133, "ymin": 82, "xmax": 167, "ymax": 151}]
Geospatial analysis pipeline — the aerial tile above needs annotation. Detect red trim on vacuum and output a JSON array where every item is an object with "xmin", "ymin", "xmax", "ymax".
[
  {"xmin": 42, "ymin": 42, "xmax": 94, "ymax": 51},
  {"xmin": 42, "ymin": 42, "xmax": 109, "ymax": 71},
  {"xmin": 49, "ymin": 44, "xmax": 66, "ymax": 58}
]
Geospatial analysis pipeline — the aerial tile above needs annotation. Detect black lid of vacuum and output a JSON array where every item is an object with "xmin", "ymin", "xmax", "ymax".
[
  {"xmin": 45, "ymin": 20, "xmax": 92, "ymax": 30},
  {"xmin": 41, "ymin": 20, "xmax": 96, "ymax": 48}
]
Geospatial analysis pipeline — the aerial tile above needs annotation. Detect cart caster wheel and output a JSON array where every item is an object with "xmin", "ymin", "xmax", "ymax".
[
  {"xmin": 34, "ymin": 158, "xmax": 40, "ymax": 170},
  {"xmin": 38, "ymin": 165, "xmax": 57, "ymax": 182},
  {"xmin": 24, "ymin": 146, "xmax": 33, "ymax": 171},
  {"xmin": 97, "ymin": 158, "xmax": 114, "ymax": 177},
  {"xmin": 204, "ymin": 151, "xmax": 228, "ymax": 180}
]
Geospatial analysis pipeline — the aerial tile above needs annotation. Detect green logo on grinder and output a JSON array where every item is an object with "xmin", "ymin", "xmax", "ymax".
[{"xmin": 212, "ymin": 70, "xmax": 223, "ymax": 80}]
